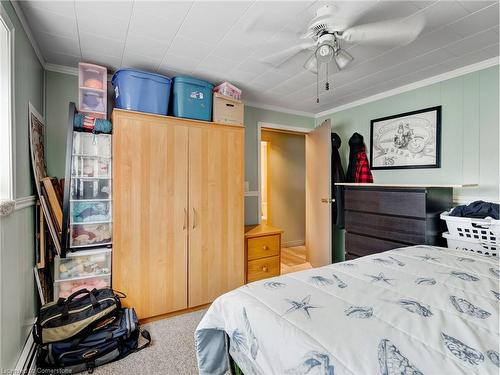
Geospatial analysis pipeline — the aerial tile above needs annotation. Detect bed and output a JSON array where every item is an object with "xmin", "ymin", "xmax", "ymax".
[{"xmin": 195, "ymin": 245, "xmax": 500, "ymax": 374}]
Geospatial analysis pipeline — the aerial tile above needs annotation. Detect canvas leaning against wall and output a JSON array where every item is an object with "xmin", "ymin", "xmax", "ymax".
[{"xmin": 370, "ymin": 106, "xmax": 441, "ymax": 170}]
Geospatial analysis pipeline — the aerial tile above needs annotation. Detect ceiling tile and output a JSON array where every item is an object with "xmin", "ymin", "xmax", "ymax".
[
  {"xmin": 159, "ymin": 54, "xmax": 199, "ymax": 73},
  {"xmin": 235, "ymin": 58, "xmax": 271, "ymax": 74},
  {"xmin": 195, "ymin": 55, "xmax": 240, "ymax": 75},
  {"xmin": 445, "ymin": 28, "xmax": 499, "ymax": 56},
  {"xmin": 121, "ymin": 52, "xmax": 162, "ymax": 72},
  {"xmin": 177, "ymin": 1, "xmax": 252, "ymax": 44},
  {"xmin": 78, "ymin": 1, "xmax": 133, "ymax": 20},
  {"xmin": 442, "ymin": 46, "xmax": 495, "ymax": 70},
  {"xmin": 448, "ymin": 2, "xmax": 499, "ymax": 37},
  {"xmin": 36, "ymin": 31, "xmax": 81, "ymax": 57},
  {"xmin": 124, "ymin": 34, "xmax": 169, "ymax": 61},
  {"xmin": 223, "ymin": 69, "xmax": 259, "ymax": 87},
  {"xmin": 81, "ymin": 52, "xmax": 122, "ymax": 71},
  {"xmin": 396, "ymin": 26, "xmax": 462, "ymax": 58},
  {"xmin": 132, "ymin": 1, "xmax": 192, "ymax": 19},
  {"xmin": 210, "ymin": 41, "xmax": 257, "ymax": 62},
  {"xmin": 416, "ymin": 0, "xmax": 469, "ymax": 34},
  {"xmin": 166, "ymin": 36, "xmax": 214, "ymax": 61},
  {"xmin": 251, "ymin": 69, "xmax": 290, "ymax": 89},
  {"xmin": 458, "ymin": 1, "xmax": 497, "ymax": 13},
  {"xmin": 127, "ymin": 10, "xmax": 182, "ymax": 44},
  {"xmin": 76, "ymin": 3, "xmax": 131, "ymax": 40},
  {"xmin": 20, "ymin": 1, "xmax": 76, "ymax": 19},
  {"xmin": 480, "ymin": 43, "xmax": 500, "ymax": 58},
  {"xmin": 79, "ymin": 32, "xmax": 125, "ymax": 58},
  {"xmin": 22, "ymin": 6, "xmax": 78, "ymax": 39}
]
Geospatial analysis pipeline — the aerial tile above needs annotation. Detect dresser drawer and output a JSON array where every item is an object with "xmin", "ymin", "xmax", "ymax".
[
  {"xmin": 247, "ymin": 256, "xmax": 280, "ymax": 282},
  {"xmin": 345, "ymin": 188, "xmax": 426, "ymax": 218},
  {"xmin": 345, "ymin": 232, "xmax": 408, "ymax": 257},
  {"xmin": 247, "ymin": 235, "xmax": 280, "ymax": 261},
  {"xmin": 345, "ymin": 211, "xmax": 426, "ymax": 244}
]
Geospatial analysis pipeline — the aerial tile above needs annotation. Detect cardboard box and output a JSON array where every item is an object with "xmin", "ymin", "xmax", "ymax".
[{"xmin": 213, "ymin": 92, "xmax": 244, "ymax": 126}]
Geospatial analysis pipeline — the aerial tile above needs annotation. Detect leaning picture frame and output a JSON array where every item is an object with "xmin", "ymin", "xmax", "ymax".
[{"xmin": 370, "ymin": 106, "xmax": 441, "ymax": 170}]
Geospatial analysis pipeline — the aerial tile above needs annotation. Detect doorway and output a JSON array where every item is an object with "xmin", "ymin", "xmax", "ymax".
[{"xmin": 260, "ymin": 128, "xmax": 312, "ymax": 274}]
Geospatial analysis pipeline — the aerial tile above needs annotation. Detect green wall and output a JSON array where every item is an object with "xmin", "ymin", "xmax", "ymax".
[
  {"xmin": 0, "ymin": 0, "xmax": 44, "ymax": 370},
  {"xmin": 317, "ymin": 65, "xmax": 500, "ymax": 262},
  {"xmin": 244, "ymin": 106, "xmax": 314, "ymax": 224},
  {"xmin": 45, "ymin": 70, "xmax": 78, "ymax": 177},
  {"xmin": 261, "ymin": 130, "xmax": 305, "ymax": 244}
]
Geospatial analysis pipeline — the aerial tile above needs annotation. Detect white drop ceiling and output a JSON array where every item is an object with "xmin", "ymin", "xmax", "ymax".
[{"xmin": 18, "ymin": 0, "xmax": 500, "ymax": 114}]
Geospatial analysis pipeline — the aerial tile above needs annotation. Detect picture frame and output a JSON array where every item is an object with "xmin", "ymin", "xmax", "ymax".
[{"xmin": 370, "ymin": 106, "xmax": 441, "ymax": 170}]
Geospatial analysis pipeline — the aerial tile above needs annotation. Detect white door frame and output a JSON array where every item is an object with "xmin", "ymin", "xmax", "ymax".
[{"xmin": 256, "ymin": 122, "xmax": 311, "ymax": 224}]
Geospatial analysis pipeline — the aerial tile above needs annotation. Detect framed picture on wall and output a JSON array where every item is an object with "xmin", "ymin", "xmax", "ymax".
[{"xmin": 370, "ymin": 106, "xmax": 441, "ymax": 170}]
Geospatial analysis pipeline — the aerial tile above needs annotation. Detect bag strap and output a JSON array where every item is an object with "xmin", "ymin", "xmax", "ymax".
[
  {"xmin": 134, "ymin": 329, "xmax": 151, "ymax": 353},
  {"xmin": 66, "ymin": 288, "xmax": 92, "ymax": 302}
]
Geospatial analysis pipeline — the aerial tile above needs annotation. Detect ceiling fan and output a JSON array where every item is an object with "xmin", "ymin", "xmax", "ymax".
[{"xmin": 260, "ymin": 4, "xmax": 425, "ymax": 102}]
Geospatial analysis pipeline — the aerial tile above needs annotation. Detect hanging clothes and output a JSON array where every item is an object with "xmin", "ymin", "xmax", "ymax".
[
  {"xmin": 346, "ymin": 132, "xmax": 373, "ymax": 183},
  {"xmin": 331, "ymin": 133, "xmax": 345, "ymax": 228},
  {"xmin": 354, "ymin": 147, "xmax": 373, "ymax": 183}
]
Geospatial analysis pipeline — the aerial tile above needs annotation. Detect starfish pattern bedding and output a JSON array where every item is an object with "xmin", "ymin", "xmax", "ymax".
[{"xmin": 195, "ymin": 245, "xmax": 500, "ymax": 374}]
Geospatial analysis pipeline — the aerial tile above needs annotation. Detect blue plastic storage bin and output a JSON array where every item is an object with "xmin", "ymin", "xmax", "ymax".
[
  {"xmin": 171, "ymin": 76, "xmax": 214, "ymax": 121},
  {"xmin": 111, "ymin": 69, "xmax": 171, "ymax": 115}
]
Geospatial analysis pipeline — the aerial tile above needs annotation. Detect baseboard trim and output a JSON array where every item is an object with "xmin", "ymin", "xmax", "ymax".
[
  {"xmin": 282, "ymin": 240, "xmax": 305, "ymax": 248},
  {"xmin": 14, "ymin": 326, "xmax": 37, "ymax": 373}
]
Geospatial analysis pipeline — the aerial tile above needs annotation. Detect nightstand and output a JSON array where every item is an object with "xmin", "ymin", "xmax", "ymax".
[{"xmin": 245, "ymin": 224, "xmax": 284, "ymax": 283}]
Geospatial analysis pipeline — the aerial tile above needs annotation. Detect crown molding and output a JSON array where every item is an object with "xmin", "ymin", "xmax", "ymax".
[
  {"xmin": 245, "ymin": 101, "xmax": 315, "ymax": 118},
  {"xmin": 44, "ymin": 63, "xmax": 79, "ymax": 76},
  {"xmin": 315, "ymin": 57, "xmax": 500, "ymax": 118},
  {"xmin": 10, "ymin": 0, "xmax": 45, "ymax": 67}
]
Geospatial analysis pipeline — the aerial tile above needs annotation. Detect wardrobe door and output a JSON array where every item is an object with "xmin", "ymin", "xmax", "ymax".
[
  {"xmin": 113, "ymin": 112, "xmax": 189, "ymax": 319},
  {"xmin": 188, "ymin": 125, "xmax": 245, "ymax": 307}
]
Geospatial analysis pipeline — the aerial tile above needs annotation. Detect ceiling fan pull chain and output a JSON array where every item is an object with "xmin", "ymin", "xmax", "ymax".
[
  {"xmin": 316, "ymin": 57, "xmax": 319, "ymax": 103},
  {"xmin": 325, "ymin": 63, "xmax": 330, "ymax": 91}
]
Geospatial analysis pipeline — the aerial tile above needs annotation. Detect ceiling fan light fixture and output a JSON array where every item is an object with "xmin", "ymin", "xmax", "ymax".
[
  {"xmin": 333, "ymin": 49, "xmax": 353, "ymax": 70},
  {"xmin": 316, "ymin": 43, "xmax": 334, "ymax": 63}
]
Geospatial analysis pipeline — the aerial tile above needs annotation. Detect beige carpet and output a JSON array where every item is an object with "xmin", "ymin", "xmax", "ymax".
[{"xmin": 93, "ymin": 309, "xmax": 206, "ymax": 375}]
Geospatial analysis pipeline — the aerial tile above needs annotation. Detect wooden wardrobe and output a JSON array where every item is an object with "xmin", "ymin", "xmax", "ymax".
[{"xmin": 112, "ymin": 109, "xmax": 244, "ymax": 320}]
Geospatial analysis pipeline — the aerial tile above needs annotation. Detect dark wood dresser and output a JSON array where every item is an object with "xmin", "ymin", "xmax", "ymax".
[{"xmin": 339, "ymin": 184, "xmax": 453, "ymax": 260}]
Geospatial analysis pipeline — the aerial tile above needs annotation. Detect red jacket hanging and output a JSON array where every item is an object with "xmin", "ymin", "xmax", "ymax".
[{"xmin": 354, "ymin": 147, "xmax": 373, "ymax": 183}]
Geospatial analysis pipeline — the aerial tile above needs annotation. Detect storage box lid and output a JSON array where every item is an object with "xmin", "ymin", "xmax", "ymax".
[
  {"xmin": 173, "ymin": 75, "xmax": 214, "ymax": 89},
  {"xmin": 112, "ymin": 69, "xmax": 171, "ymax": 85}
]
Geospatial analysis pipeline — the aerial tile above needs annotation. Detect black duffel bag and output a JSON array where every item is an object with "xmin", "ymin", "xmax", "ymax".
[
  {"xmin": 37, "ymin": 308, "xmax": 151, "ymax": 374},
  {"xmin": 34, "ymin": 288, "xmax": 123, "ymax": 345}
]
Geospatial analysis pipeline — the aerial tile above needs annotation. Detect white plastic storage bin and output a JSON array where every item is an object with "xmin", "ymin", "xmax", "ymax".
[
  {"xmin": 79, "ymin": 62, "xmax": 107, "ymax": 119},
  {"xmin": 443, "ymin": 232, "xmax": 498, "ymax": 257},
  {"xmin": 440, "ymin": 211, "xmax": 499, "ymax": 243},
  {"xmin": 54, "ymin": 248, "xmax": 111, "ymax": 281},
  {"xmin": 71, "ymin": 178, "xmax": 111, "ymax": 200},
  {"xmin": 213, "ymin": 81, "xmax": 242, "ymax": 100},
  {"xmin": 71, "ymin": 200, "xmax": 112, "ymax": 224},
  {"xmin": 73, "ymin": 132, "xmax": 111, "ymax": 158},
  {"xmin": 70, "ymin": 222, "xmax": 112, "ymax": 248},
  {"xmin": 72, "ymin": 156, "xmax": 111, "ymax": 178},
  {"xmin": 54, "ymin": 274, "xmax": 111, "ymax": 299}
]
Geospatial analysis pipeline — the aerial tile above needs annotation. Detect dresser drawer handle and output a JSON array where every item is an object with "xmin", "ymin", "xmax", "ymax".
[
  {"xmin": 262, "ymin": 245, "xmax": 268, "ymax": 250},
  {"xmin": 262, "ymin": 266, "xmax": 268, "ymax": 272}
]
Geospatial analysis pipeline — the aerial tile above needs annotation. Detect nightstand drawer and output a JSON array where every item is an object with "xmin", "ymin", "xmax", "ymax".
[
  {"xmin": 247, "ymin": 256, "xmax": 280, "ymax": 282},
  {"xmin": 247, "ymin": 235, "xmax": 280, "ymax": 260}
]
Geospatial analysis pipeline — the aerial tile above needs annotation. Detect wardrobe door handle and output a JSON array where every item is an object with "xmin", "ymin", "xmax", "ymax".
[
  {"xmin": 183, "ymin": 208, "xmax": 187, "ymax": 230},
  {"xmin": 192, "ymin": 208, "xmax": 197, "ymax": 229}
]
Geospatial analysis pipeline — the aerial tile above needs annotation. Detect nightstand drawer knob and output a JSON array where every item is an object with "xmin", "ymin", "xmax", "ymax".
[
  {"xmin": 262, "ymin": 266, "xmax": 268, "ymax": 272},
  {"xmin": 262, "ymin": 245, "xmax": 268, "ymax": 250}
]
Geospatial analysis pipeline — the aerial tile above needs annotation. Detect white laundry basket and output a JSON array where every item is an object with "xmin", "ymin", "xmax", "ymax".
[
  {"xmin": 442, "ymin": 232, "xmax": 498, "ymax": 257},
  {"xmin": 440, "ymin": 211, "xmax": 500, "ymax": 243}
]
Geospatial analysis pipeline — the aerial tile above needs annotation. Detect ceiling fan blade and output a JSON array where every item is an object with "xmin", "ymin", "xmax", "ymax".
[
  {"xmin": 303, "ymin": 54, "xmax": 318, "ymax": 74},
  {"xmin": 261, "ymin": 41, "xmax": 316, "ymax": 67},
  {"xmin": 339, "ymin": 15, "xmax": 425, "ymax": 46}
]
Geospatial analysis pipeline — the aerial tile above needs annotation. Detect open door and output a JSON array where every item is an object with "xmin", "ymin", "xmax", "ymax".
[{"xmin": 306, "ymin": 119, "xmax": 332, "ymax": 267}]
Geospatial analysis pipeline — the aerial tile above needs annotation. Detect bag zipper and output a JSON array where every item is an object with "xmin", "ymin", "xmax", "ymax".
[{"xmin": 41, "ymin": 297, "xmax": 116, "ymax": 326}]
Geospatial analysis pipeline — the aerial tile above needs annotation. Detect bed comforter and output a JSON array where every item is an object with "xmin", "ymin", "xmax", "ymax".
[{"xmin": 195, "ymin": 245, "xmax": 500, "ymax": 375}]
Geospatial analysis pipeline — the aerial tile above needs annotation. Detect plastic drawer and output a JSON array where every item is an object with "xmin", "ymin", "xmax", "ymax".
[
  {"xmin": 71, "ymin": 178, "xmax": 111, "ymax": 200},
  {"xmin": 79, "ymin": 63, "xmax": 107, "ymax": 91},
  {"xmin": 72, "ymin": 156, "xmax": 111, "ymax": 178},
  {"xmin": 71, "ymin": 201, "xmax": 111, "ymax": 224},
  {"xmin": 73, "ymin": 132, "xmax": 111, "ymax": 158},
  {"xmin": 54, "ymin": 248, "xmax": 111, "ymax": 280},
  {"xmin": 70, "ymin": 222, "xmax": 112, "ymax": 248},
  {"xmin": 54, "ymin": 274, "xmax": 111, "ymax": 299}
]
